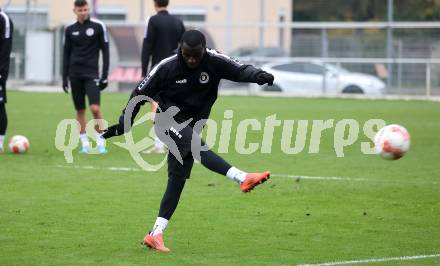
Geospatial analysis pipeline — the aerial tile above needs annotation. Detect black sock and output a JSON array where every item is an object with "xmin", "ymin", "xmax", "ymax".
[
  {"xmin": 158, "ymin": 177, "xmax": 186, "ymax": 220},
  {"xmin": 200, "ymin": 148, "xmax": 232, "ymax": 176}
]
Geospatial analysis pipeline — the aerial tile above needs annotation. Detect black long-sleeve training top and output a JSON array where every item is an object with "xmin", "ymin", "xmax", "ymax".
[
  {"xmin": 63, "ymin": 17, "xmax": 109, "ymax": 79},
  {"xmin": 120, "ymin": 48, "xmax": 267, "ymax": 127},
  {"xmin": 0, "ymin": 9, "xmax": 13, "ymax": 77},
  {"xmin": 141, "ymin": 10, "xmax": 185, "ymax": 76}
]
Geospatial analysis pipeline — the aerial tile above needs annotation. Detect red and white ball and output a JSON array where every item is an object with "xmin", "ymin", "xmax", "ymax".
[
  {"xmin": 374, "ymin": 124, "xmax": 410, "ymax": 160},
  {"xmin": 9, "ymin": 135, "xmax": 30, "ymax": 154}
]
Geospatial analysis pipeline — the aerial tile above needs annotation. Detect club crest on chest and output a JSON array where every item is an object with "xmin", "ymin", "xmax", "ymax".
[
  {"xmin": 86, "ymin": 28, "xmax": 95, "ymax": 36},
  {"xmin": 199, "ymin": 72, "xmax": 209, "ymax": 84}
]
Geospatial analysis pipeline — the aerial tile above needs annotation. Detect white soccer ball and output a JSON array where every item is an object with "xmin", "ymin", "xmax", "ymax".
[
  {"xmin": 374, "ymin": 124, "xmax": 410, "ymax": 160},
  {"xmin": 9, "ymin": 135, "xmax": 30, "ymax": 154}
]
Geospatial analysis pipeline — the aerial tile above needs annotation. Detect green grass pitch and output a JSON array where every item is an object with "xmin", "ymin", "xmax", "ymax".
[{"xmin": 1, "ymin": 91, "xmax": 439, "ymax": 265}]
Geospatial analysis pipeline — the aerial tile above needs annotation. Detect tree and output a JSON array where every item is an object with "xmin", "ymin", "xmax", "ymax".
[{"xmin": 292, "ymin": 0, "xmax": 440, "ymax": 22}]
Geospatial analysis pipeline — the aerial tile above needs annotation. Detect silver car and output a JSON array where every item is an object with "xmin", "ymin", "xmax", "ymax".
[{"xmin": 251, "ymin": 61, "xmax": 385, "ymax": 95}]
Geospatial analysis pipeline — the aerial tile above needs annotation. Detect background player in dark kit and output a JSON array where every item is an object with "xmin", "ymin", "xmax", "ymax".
[
  {"xmin": 62, "ymin": 0, "xmax": 109, "ymax": 154},
  {"xmin": 0, "ymin": 8, "xmax": 13, "ymax": 153}
]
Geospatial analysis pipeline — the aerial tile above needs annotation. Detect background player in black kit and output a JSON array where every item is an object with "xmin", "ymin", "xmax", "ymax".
[
  {"xmin": 103, "ymin": 30, "xmax": 275, "ymax": 252},
  {"xmin": 63, "ymin": 0, "xmax": 109, "ymax": 154},
  {"xmin": 0, "ymin": 8, "xmax": 13, "ymax": 153},
  {"xmin": 142, "ymin": 0, "xmax": 185, "ymax": 76},
  {"xmin": 141, "ymin": 0, "xmax": 185, "ymax": 154}
]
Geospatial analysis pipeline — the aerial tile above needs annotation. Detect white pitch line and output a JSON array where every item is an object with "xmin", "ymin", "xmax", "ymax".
[
  {"xmin": 56, "ymin": 165, "xmax": 364, "ymax": 181},
  {"xmin": 56, "ymin": 165, "xmax": 142, "ymax": 172},
  {"xmin": 271, "ymin": 174, "xmax": 365, "ymax": 181},
  {"xmin": 298, "ymin": 253, "xmax": 440, "ymax": 266}
]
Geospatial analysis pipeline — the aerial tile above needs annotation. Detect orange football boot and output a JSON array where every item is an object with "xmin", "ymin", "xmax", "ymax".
[
  {"xmin": 240, "ymin": 171, "xmax": 271, "ymax": 193},
  {"xmin": 143, "ymin": 233, "xmax": 170, "ymax": 252}
]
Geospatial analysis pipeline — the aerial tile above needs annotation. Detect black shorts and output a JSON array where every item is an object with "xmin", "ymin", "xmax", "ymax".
[
  {"xmin": 160, "ymin": 124, "xmax": 202, "ymax": 180},
  {"xmin": 69, "ymin": 77, "xmax": 100, "ymax": 110},
  {"xmin": 167, "ymin": 150, "xmax": 194, "ymax": 180},
  {"xmin": 0, "ymin": 82, "xmax": 6, "ymax": 103}
]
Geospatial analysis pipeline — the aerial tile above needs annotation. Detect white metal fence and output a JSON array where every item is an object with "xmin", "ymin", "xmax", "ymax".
[{"xmin": 7, "ymin": 21, "xmax": 440, "ymax": 97}]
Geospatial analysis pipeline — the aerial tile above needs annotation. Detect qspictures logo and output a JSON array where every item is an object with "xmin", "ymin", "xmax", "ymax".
[{"xmin": 55, "ymin": 96, "xmax": 386, "ymax": 171}]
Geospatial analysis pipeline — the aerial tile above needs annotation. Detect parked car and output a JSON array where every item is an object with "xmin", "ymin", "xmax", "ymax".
[
  {"xmin": 250, "ymin": 61, "xmax": 385, "ymax": 95},
  {"xmin": 229, "ymin": 46, "xmax": 287, "ymax": 67}
]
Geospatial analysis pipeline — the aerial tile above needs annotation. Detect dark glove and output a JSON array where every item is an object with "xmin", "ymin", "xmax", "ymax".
[
  {"xmin": 62, "ymin": 77, "xmax": 69, "ymax": 93},
  {"xmin": 256, "ymin": 71, "xmax": 274, "ymax": 86},
  {"xmin": 98, "ymin": 78, "xmax": 108, "ymax": 91},
  {"xmin": 102, "ymin": 123, "xmax": 124, "ymax": 139}
]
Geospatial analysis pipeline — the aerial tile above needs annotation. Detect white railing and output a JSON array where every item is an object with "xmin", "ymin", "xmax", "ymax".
[{"xmin": 9, "ymin": 52, "xmax": 22, "ymax": 80}]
